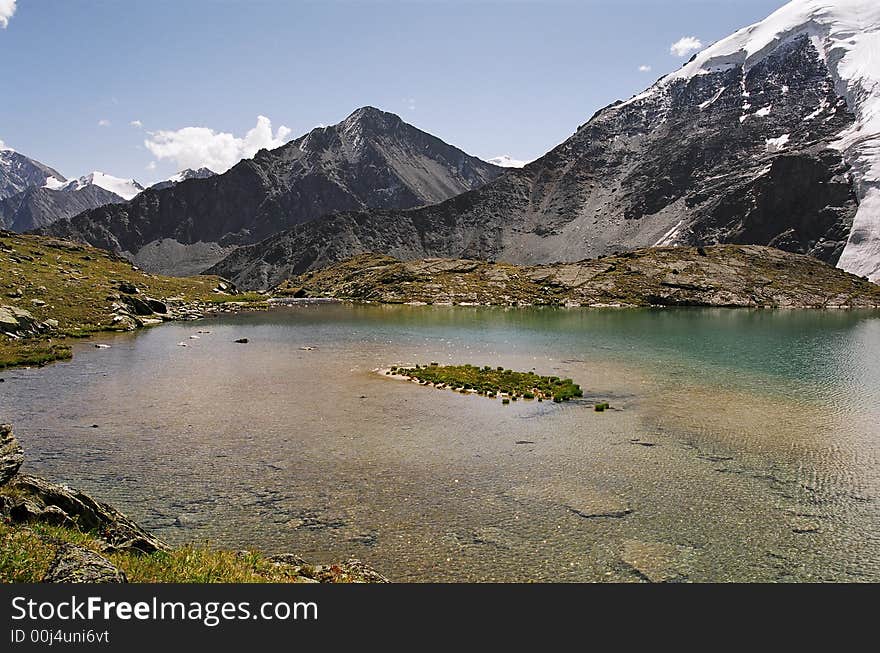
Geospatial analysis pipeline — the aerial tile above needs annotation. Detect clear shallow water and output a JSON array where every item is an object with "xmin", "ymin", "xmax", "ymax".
[{"xmin": 1, "ymin": 305, "xmax": 879, "ymax": 582}]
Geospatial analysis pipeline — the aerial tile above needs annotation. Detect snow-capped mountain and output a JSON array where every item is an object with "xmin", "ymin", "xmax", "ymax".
[
  {"xmin": 0, "ymin": 144, "xmax": 66, "ymax": 202},
  {"xmin": 0, "ymin": 147, "xmax": 141, "ymax": 232},
  {"xmin": 148, "ymin": 167, "xmax": 216, "ymax": 191},
  {"xmin": 656, "ymin": 0, "xmax": 880, "ymax": 280},
  {"xmin": 487, "ymin": 155, "xmax": 529, "ymax": 169},
  {"xmin": 60, "ymin": 172, "xmax": 144, "ymax": 201},
  {"xmin": 208, "ymin": 0, "xmax": 880, "ymax": 288}
]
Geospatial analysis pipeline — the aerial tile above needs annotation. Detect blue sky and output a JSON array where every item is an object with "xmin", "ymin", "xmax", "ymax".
[{"xmin": 1, "ymin": 0, "xmax": 785, "ymax": 183}]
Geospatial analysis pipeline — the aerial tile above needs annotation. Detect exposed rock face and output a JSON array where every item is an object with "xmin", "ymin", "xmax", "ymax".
[
  {"xmin": 0, "ymin": 184, "xmax": 127, "ymax": 232},
  {"xmin": 277, "ymin": 246, "xmax": 880, "ymax": 309},
  {"xmin": 41, "ymin": 107, "xmax": 502, "ymax": 275},
  {"xmin": 208, "ymin": 33, "xmax": 863, "ymax": 290},
  {"xmin": 0, "ymin": 474, "xmax": 169, "ymax": 554},
  {"xmin": 0, "ymin": 424, "xmax": 24, "ymax": 486},
  {"xmin": 43, "ymin": 544, "xmax": 128, "ymax": 583}
]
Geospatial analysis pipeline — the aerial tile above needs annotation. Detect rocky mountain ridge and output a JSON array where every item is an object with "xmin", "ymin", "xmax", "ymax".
[
  {"xmin": 209, "ymin": 0, "xmax": 880, "ymax": 288},
  {"xmin": 41, "ymin": 107, "xmax": 503, "ymax": 276}
]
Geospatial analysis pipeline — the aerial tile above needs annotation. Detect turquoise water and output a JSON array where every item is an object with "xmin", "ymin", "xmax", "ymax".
[{"xmin": 2, "ymin": 305, "xmax": 878, "ymax": 581}]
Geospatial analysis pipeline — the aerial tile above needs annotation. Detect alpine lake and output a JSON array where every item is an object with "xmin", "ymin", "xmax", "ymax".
[{"xmin": 2, "ymin": 304, "xmax": 879, "ymax": 582}]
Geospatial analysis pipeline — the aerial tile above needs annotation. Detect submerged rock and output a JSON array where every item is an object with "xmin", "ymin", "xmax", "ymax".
[
  {"xmin": 620, "ymin": 539, "xmax": 697, "ymax": 583},
  {"xmin": 43, "ymin": 544, "xmax": 127, "ymax": 584}
]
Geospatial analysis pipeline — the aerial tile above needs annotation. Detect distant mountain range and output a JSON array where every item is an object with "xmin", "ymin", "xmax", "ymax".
[
  {"xmin": 208, "ymin": 0, "xmax": 880, "ymax": 288},
  {"xmin": 0, "ymin": 145, "xmax": 142, "ymax": 232},
  {"xmin": 0, "ymin": 145, "xmax": 219, "ymax": 234},
  {"xmin": 41, "ymin": 107, "xmax": 503, "ymax": 276}
]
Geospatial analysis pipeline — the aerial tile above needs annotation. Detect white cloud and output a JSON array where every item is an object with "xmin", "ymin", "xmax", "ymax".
[
  {"xmin": 98, "ymin": 119, "xmax": 111, "ymax": 127},
  {"xmin": 144, "ymin": 115, "xmax": 292, "ymax": 173},
  {"xmin": 0, "ymin": 138, "xmax": 12, "ymax": 151},
  {"xmin": 130, "ymin": 120, "xmax": 143, "ymax": 128},
  {"xmin": 670, "ymin": 36, "xmax": 703, "ymax": 57},
  {"xmin": 0, "ymin": 0, "xmax": 17, "ymax": 29},
  {"xmin": 146, "ymin": 161, "xmax": 157, "ymax": 171},
  {"xmin": 638, "ymin": 65, "xmax": 652, "ymax": 72},
  {"xmin": 403, "ymin": 97, "xmax": 416, "ymax": 111}
]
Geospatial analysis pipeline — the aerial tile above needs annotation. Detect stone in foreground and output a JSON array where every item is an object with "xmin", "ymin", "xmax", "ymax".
[{"xmin": 43, "ymin": 544, "xmax": 128, "ymax": 583}]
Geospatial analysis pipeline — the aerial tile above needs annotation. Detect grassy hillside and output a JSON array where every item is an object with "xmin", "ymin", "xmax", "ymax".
[{"xmin": 0, "ymin": 231, "xmax": 247, "ymax": 369}]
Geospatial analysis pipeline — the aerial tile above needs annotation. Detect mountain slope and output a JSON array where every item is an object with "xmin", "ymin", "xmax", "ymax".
[
  {"xmin": 0, "ymin": 146, "xmax": 66, "ymax": 201},
  {"xmin": 42, "ymin": 107, "xmax": 502, "ymax": 276},
  {"xmin": 0, "ymin": 184, "xmax": 127, "ymax": 232},
  {"xmin": 210, "ymin": 0, "xmax": 880, "ymax": 288}
]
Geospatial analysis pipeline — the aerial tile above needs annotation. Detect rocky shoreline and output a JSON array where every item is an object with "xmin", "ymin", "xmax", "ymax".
[{"xmin": 0, "ymin": 424, "xmax": 388, "ymax": 583}]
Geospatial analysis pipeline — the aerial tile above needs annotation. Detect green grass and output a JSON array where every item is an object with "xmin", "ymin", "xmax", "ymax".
[
  {"xmin": 0, "ymin": 521, "xmax": 362, "ymax": 583},
  {"xmin": 392, "ymin": 364, "xmax": 584, "ymax": 402},
  {"xmin": 0, "ymin": 340, "xmax": 72, "ymax": 369}
]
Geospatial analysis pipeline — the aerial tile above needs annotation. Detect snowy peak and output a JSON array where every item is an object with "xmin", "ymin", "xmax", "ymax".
[
  {"xmin": 149, "ymin": 167, "xmax": 216, "ymax": 191},
  {"xmin": 168, "ymin": 167, "xmax": 216, "ymax": 184},
  {"xmin": 487, "ymin": 155, "xmax": 528, "ymax": 168},
  {"xmin": 62, "ymin": 172, "xmax": 145, "ymax": 201},
  {"xmin": 0, "ymin": 147, "xmax": 67, "ymax": 201}
]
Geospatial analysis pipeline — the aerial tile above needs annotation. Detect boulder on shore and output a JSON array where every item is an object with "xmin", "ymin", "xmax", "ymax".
[
  {"xmin": 0, "ymin": 424, "xmax": 24, "ymax": 486},
  {"xmin": 43, "ymin": 544, "xmax": 128, "ymax": 583},
  {"xmin": 0, "ymin": 473, "xmax": 168, "ymax": 554}
]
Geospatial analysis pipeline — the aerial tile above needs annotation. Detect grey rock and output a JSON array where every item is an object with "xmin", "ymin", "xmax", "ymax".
[
  {"xmin": 43, "ymin": 544, "xmax": 127, "ymax": 584},
  {"xmin": 0, "ymin": 474, "xmax": 168, "ymax": 554},
  {"xmin": 118, "ymin": 281, "xmax": 138, "ymax": 295},
  {"xmin": 0, "ymin": 424, "xmax": 24, "ymax": 486},
  {"xmin": 122, "ymin": 295, "xmax": 155, "ymax": 316},
  {"xmin": 144, "ymin": 297, "xmax": 167, "ymax": 314},
  {"xmin": 0, "ymin": 148, "xmax": 66, "ymax": 202},
  {"xmin": 0, "ymin": 304, "xmax": 39, "ymax": 334},
  {"xmin": 0, "ymin": 184, "xmax": 126, "ymax": 233}
]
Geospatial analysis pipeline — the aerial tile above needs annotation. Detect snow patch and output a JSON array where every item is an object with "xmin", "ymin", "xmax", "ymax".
[
  {"xmin": 62, "ymin": 172, "xmax": 145, "ymax": 200},
  {"xmin": 487, "ymin": 155, "xmax": 529, "ymax": 168},
  {"xmin": 699, "ymin": 87, "xmax": 727, "ymax": 110},
  {"xmin": 756, "ymin": 105, "xmax": 773, "ymax": 117},
  {"xmin": 42, "ymin": 176, "xmax": 67, "ymax": 190},
  {"xmin": 654, "ymin": 219, "xmax": 686, "ymax": 247},
  {"xmin": 766, "ymin": 134, "xmax": 791, "ymax": 151}
]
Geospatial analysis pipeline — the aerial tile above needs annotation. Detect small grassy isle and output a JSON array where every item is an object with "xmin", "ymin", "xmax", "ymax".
[{"xmin": 390, "ymin": 364, "xmax": 584, "ymax": 403}]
